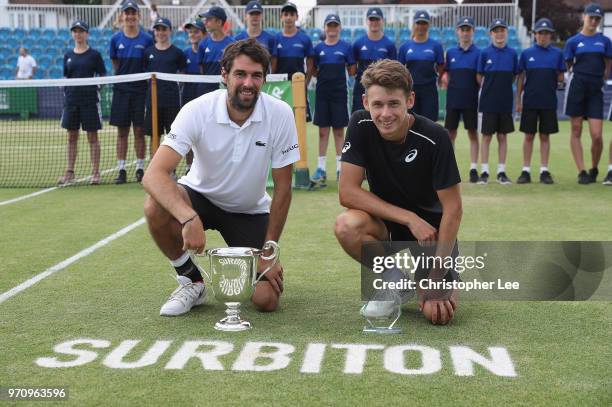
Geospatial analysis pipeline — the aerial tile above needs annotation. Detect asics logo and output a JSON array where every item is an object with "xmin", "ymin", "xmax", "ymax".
[
  {"xmin": 405, "ymin": 149, "xmax": 418, "ymax": 163},
  {"xmin": 342, "ymin": 142, "xmax": 351, "ymax": 153}
]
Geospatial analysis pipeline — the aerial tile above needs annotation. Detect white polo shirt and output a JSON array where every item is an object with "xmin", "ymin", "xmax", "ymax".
[
  {"xmin": 162, "ymin": 89, "xmax": 300, "ymax": 214},
  {"xmin": 16, "ymin": 55, "xmax": 37, "ymax": 79}
]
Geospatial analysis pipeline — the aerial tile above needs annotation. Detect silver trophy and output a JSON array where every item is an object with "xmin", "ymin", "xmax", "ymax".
[{"xmin": 199, "ymin": 241, "xmax": 279, "ymax": 332}]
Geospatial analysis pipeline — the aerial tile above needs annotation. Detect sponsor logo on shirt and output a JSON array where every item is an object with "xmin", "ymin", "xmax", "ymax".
[
  {"xmin": 342, "ymin": 142, "xmax": 351, "ymax": 153},
  {"xmin": 528, "ymin": 56, "xmax": 535, "ymax": 61},
  {"xmin": 407, "ymin": 48, "xmax": 414, "ymax": 54},
  {"xmin": 277, "ymin": 43, "xmax": 283, "ymax": 48},
  {"xmin": 404, "ymin": 149, "xmax": 418, "ymax": 163},
  {"xmin": 187, "ymin": 58, "xmax": 191, "ymax": 64},
  {"xmin": 334, "ymin": 51, "xmax": 345, "ymax": 56},
  {"xmin": 594, "ymin": 42, "xmax": 604, "ymax": 46},
  {"xmin": 67, "ymin": 58, "xmax": 72, "ymax": 64},
  {"xmin": 282, "ymin": 143, "xmax": 299, "ymax": 155},
  {"xmin": 149, "ymin": 54, "xmax": 154, "ymax": 59},
  {"xmin": 293, "ymin": 43, "xmax": 304, "ymax": 48},
  {"xmin": 319, "ymin": 50, "xmax": 325, "ymax": 56},
  {"xmin": 118, "ymin": 43, "xmax": 125, "ymax": 49},
  {"xmin": 451, "ymin": 58, "xmax": 456, "ymax": 62},
  {"xmin": 486, "ymin": 59, "xmax": 493, "ymax": 64},
  {"xmin": 361, "ymin": 45, "xmax": 368, "ymax": 51},
  {"xmin": 255, "ymin": 141, "xmax": 266, "ymax": 147},
  {"xmin": 377, "ymin": 48, "xmax": 388, "ymax": 53},
  {"xmin": 135, "ymin": 44, "xmax": 145, "ymax": 49},
  {"xmin": 424, "ymin": 49, "xmax": 434, "ymax": 53},
  {"xmin": 205, "ymin": 47, "xmax": 211, "ymax": 53},
  {"xmin": 167, "ymin": 133, "xmax": 177, "ymax": 140},
  {"xmin": 577, "ymin": 42, "xmax": 584, "ymax": 48}
]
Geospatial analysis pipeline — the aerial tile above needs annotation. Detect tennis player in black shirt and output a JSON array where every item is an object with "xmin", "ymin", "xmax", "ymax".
[{"xmin": 335, "ymin": 59, "xmax": 463, "ymax": 325}]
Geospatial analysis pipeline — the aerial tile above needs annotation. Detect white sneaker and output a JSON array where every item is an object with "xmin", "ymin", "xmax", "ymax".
[
  {"xmin": 160, "ymin": 275, "xmax": 206, "ymax": 316},
  {"xmin": 360, "ymin": 300, "xmax": 397, "ymax": 319}
]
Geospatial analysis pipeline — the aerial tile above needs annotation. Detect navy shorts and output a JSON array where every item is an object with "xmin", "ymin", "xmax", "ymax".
[
  {"xmin": 519, "ymin": 109, "xmax": 558, "ymax": 134},
  {"xmin": 180, "ymin": 83, "xmax": 205, "ymax": 107},
  {"xmin": 564, "ymin": 74, "xmax": 604, "ymax": 119},
  {"xmin": 314, "ymin": 91, "xmax": 349, "ymax": 128},
  {"xmin": 61, "ymin": 104, "xmax": 102, "ymax": 131},
  {"xmin": 109, "ymin": 89, "xmax": 146, "ymax": 128},
  {"xmin": 412, "ymin": 83, "xmax": 439, "ymax": 122},
  {"xmin": 144, "ymin": 106, "xmax": 180, "ymax": 136},
  {"xmin": 444, "ymin": 108, "xmax": 478, "ymax": 131},
  {"xmin": 352, "ymin": 80, "xmax": 365, "ymax": 113}
]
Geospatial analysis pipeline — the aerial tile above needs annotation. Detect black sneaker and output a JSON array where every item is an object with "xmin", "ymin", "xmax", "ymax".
[
  {"xmin": 477, "ymin": 171, "xmax": 489, "ymax": 185},
  {"xmin": 578, "ymin": 170, "xmax": 590, "ymax": 185},
  {"xmin": 469, "ymin": 169, "xmax": 478, "ymax": 183},
  {"xmin": 603, "ymin": 170, "xmax": 612, "ymax": 186},
  {"xmin": 114, "ymin": 169, "xmax": 127, "ymax": 184},
  {"xmin": 497, "ymin": 172, "xmax": 512, "ymax": 185},
  {"xmin": 516, "ymin": 171, "xmax": 531, "ymax": 184},
  {"xmin": 135, "ymin": 168, "xmax": 144, "ymax": 183},
  {"xmin": 588, "ymin": 167, "xmax": 598, "ymax": 183},
  {"xmin": 539, "ymin": 171, "xmax": 554, "ymax": 184}
]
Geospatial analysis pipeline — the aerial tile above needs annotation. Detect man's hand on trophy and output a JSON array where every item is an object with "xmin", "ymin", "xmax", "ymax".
[
  {"xmin": 259, "ymin": 259, "xmax": 284, "ymax": 295},
  {"xmin": 181, "ymin": 214, "xmax": 206, "ymax": 254}
]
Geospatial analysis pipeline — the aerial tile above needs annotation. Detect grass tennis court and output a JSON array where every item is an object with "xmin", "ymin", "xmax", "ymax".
[{"xmin": 1, "ymin": 121, "xmax": 610, "ymax": 405}]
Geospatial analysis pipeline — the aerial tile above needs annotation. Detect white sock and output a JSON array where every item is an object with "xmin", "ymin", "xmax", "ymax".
[
  {"xmin": 336, "ymin": 155, "xmax": 341, "ymax": 173},
  {"xmin": 117, "ymin": 160, "xmax": 126, "ymax": 170},
  {"xmin": 186, "ymin": 164, "xmax": 191, "ymax": 171},
  {"xmin": 608, "ymin": 164, "xmax": 612, "ymax": 171},
  {"xmin": 169, "ymin": 251, "xmax": 190, "ymax": 268},
  {"xmin": 522, "ymin": 166, "xmax": 530, "ymax": 173},
  {"xmin": 497, "ymin": 163, "xmax": 506, "ymax": 174},
  {"xmin": 470, "ymin": 163, "xmax": 478, "ymax": 170},
  {"xmin": 481, "ymin": 163, "xmax": 489, "ymax": 174},
  {"xmin": 317, "ymin": 156, "xmax": 326, "ymax": 171},
  {"xmin": 540, "ymin": 166, "xmax": 548, "ymax": 174},
  {"xmin": 136, "ymin": 159, "xmax": 145, "ymax": 170}
]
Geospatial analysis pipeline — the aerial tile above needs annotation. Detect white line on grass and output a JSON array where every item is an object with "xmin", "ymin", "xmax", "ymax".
[
  {"xmin": 0, "ymin": 217, "xmax": 146, "ymax": 305},
  {"xmin": 0, "ymin": 162, "xmax": 136, "ymax": 207}
]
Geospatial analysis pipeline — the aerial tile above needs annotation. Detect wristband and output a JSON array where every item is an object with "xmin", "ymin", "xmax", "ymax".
[{"xmin": 180, "ymin": 214, "xmax": 198, "ymax": 227}]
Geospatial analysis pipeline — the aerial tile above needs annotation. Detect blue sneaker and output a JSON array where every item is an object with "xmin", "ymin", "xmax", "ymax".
[{"xmin": 310, "ymin": 168, "xmax": 327, "ymax": 186}]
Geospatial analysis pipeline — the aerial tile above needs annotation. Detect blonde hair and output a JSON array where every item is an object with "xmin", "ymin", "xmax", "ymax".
[{"xmin": 360, "ymin": 59, "xmax": 413, "ymax": 96}]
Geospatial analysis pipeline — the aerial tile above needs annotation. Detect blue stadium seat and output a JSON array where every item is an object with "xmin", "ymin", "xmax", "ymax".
[
  {"xmin": 443, "ymin": 27, "xmax": 454, "ymax": 37},
  {"xmin": 28, "ymin": 28, "xmax": 42, "ymax": 41},
  {"xmin": 6, "ymin": 55, "xmax": 17, "ymax": 66},
  {"xmin": 310, "ymin": 28, "xmax": 322, "ymax": 43},
  {"xmin": 508, "ymin": 26, "xmax": 517, "ymax": 35},
  {"xmin": 12, "ymin": 28, "xmax": 26, "ymax": 41},
  {"xmin": 384, "ymin": 28, "xmax": 396, "ymax": 41},
  {"xmin": 52, "ymin": 38, "xmax": 68, "ymax": 49},
  {"xmin": 53, "ymin": 56, "xmax": 64, "ymax": 66},
  {"xmin": 33, "ymin": 68, "xmax": 44, "ymax": 79},
  {"xmin": 89, "ymin": 27, "xmax": 101, "ymax": 37},
  {"xmin": 429, "ymin": 27, "xmax": 440, "ymax": 37},
  {"xmin": 0, "ymin": 65, "xmax": 13, "ymax": 79},
  {"xmin": 476, "ymin": 38, "xmax": 489, "ymax": 48},
  {"xmin": 42, "ymin": 28, "xmax": 56, "ymax": 40},
  {"xmin": 102, "ymin": 28, "xmax": 113, "ymax": 37},
  {"xmin": 0, "ymin": 27, "xmax": 10, "ymax": 40},
  {"xmin": 58, "ymin": 28, "xmax": 70, "ymax": 38},
  {"xmin": 7, "ymin": 38, "xmax": 21, "ymax": 50},
  {"xmin": 430, "ymin": 32, "xmax": 441, "ymax": 42},
  {"xmin": 353, "ymin": 28, "xmax": 366, "ymax": 39},
  {"xmin": 36, "ymin": 54, "xmax": 52, "ymax": 68},
  {"xmin": 444, "ymin": 39, "xmax": 457, "ymax": 49},
  {"xmin": 47, "ymin": 65, "xmax": 63, "ymax": 79},
  {"xmin": 30, "ymin": 46, "xmax": 45, "ymax": 59}
]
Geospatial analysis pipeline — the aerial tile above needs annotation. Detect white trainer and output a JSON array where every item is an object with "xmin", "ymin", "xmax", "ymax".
[
  {"xmin": 160, "ymin": 275, "xmax": 206, "ymax": 316},
  {"xmin": 360, "ymin": 300, "xmax": 397, "ymax": 319}
]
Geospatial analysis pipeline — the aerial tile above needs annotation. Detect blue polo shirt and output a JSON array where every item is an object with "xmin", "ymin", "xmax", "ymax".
[
  {"xmin": 183, "ymin": 46, "xmax": 200, "ymax": 74},
  {"xmin": 198, "ymin": 35, "xmax": 236, "ymax": 93},
  {"xmin": 445, "ymin": 43, "xmax": 480, "ymax": 109},
  {"xmin": 563, "ymin": 32, "xmax": 612, "ymax": 79},
  {"xmin": 398, "ymin": 38, "xmax": 444, "ymax": 86},
  {"xmin": 235, "ymin": 30, "xmax": 276, "ymax": 54},
  {"xmin": 314, "ymin": 40, "xmax": 355, "ymax": 96},
  {"xmin": 352, "ymin": 35, "xmax": 397, "ymax": 79},
  {"xmin": 519, "ymin": 44, "xmax": 565, "ymax": 110},
  {"xmin": 109, "ymin": 30, "xmax": 153, "ymax": 92},
  {"xmin": 143, "ymin": 45, "xmax": 186, "ymax": 108},
  {"xmin": 273, "ymin": 29, "xmax": 314, "ymax": 79},
  {"xmin": 63, "ymin": 48, "xmax": 106, "ymax": 106},
  {"xmin": 478, "ymin": 44, "xmax": 518, "ymax": 113}
]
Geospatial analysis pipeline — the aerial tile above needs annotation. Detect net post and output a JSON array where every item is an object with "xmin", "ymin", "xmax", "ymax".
[
  {"xmin": 151, "ymin": 73, "xmax": 159, "ymax": 156},
  {"xmin": 291, "ymin": 72, "xmax": 310, "ymax": 189}
]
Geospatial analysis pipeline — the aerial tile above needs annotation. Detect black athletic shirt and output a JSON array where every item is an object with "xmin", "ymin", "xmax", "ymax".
[
  {"xmin": 63, "ymin": 48, "xmax": 106, "ymax": 106},
  {"xmin": 341, "ymin": 110, "xmax": 461, "ymax": 226}
]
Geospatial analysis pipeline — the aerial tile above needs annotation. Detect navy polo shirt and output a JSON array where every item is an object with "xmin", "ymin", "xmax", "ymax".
[
  {"xmin": 314, "ymin": 40, "xmax": 355, "ymax": 96},
  {"xmin": 143, "ymin": 45, "xmax": 186, "ymax": 108},
  {"xmin": 109, "ymin": 30, "xmax": 154, "ymax": 92},
  {"xmin": 235, "ymin": 30, "xmax": 276, "ymax": 53},
  {"xmin": 63, "ymin": 48, "xmax": 106, "ymax": 106},
  {"xmin": 273, "ymin": 30, "xmax": 314, "ymax": 79},
  {"xmin": 444, "ymin": 44, "xmax": 480, "ymax": 109},
  {"xmin": 519, "ymin": 44, "xmax": 565, "ymax": 110},
  {"xmin": 563, "ymin": 33, "xmax": 612, "ymax": 79},
  {"xmin": 198, "ymin": 35, "xmax": 236, "ymax": 93},
  {"xmin": 478, "ymin": 44, "xmax": 519, "ymax": 113},
  {"xmin": 398, "ymin": 38, "xmax": 444, "ymax": 86},
  {"xmin": 183, "ymin": 46, "xmax": 200, "ymax": 74},
  {"xmin": 352, "ymin": 35, "xmax": 397, "ymax": 79}
]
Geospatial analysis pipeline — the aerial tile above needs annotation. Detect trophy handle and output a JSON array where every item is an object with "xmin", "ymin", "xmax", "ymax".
[
  {"xmin": 192, "ymin": 250, "xmax": 212, "ymax": 282},
  {"xmin": 254, "ymin": 241, "xmax": 280, "ymax": 284}
]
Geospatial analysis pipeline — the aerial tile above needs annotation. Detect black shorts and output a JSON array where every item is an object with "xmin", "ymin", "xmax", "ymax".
[
  {"xmin": 61, "ymin": 104, "xmax": 102, "ymax": 131},
  {"xmin": 181, "ymin": 83, "xmax": 205, "ymax": 107},
  {"xmin": 314, "ymin": 92, "xmax": 349, "ymax": 128},
  {"xmin": 444, "ymin": 108, "xmax": 478, "ymax": 131},
  {"xmin": 181, "ymin": 184, "xmax": 269, "ymax": 249},
  {"xmin": 109, "ymin": 89, "xmax": 146, "ymax": 128},
  {"xmin": 352, "ymin": 80, "xmax": 365, "ymax": 113},
  {"xmin": 564, "ymin": 74, "xmax": 604, "ymax": 119},
  {"xmin": 383, "ymin": 220, "xmax": 460, "ymax": 283},
  {"xmin": 481, "ymin": 112, "xmax": 515, "ymax": 135},
  {"xmin": 144, "ymin": 106, "xmax": 180, "ymax": 136},
  {"xmin": 412, "ymin": 83, "xmax": 439, "ymax": 122},
  {"xmin": 519, "ymin": 108, "xmax": 559, "ymax": 134}
]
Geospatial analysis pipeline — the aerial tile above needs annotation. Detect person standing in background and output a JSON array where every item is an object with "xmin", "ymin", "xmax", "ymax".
[
  {"xmin": 235, "ymin": 1, "xmax": 275, "ymax": 54},
  {"xmin": 16, "ymin": 47, "xmax": 37, "ymax": 79}
]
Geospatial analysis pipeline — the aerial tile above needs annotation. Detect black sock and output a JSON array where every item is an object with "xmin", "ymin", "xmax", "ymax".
[{"xmin": 175, "ymin": 257, "xmax": 203, "ymax": 283}]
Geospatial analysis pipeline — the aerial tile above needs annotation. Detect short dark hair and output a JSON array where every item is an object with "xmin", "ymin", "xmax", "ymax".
[
  {"xmin": 361, "ymin": 59, "xmax": 413, "ymax": 96},
  {"xmin": 221, "ymin": 38, "xmax": 270, "ymax": 76}
]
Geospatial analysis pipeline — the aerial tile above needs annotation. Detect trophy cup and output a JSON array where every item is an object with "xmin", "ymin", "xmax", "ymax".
[
  {"xmin": 200, "ymin": 241, "xmax": 279, "ymax": 332},
  {"xmin": 360, "ymin": 290, "xmax": 402, "ymax": 334}
]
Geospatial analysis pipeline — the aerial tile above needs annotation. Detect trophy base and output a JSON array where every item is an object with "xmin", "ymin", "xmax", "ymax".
[
  {"xmin": 362, "ymin": 326, "xmax": 402, "ymax": 334},
  {"xmin": 215, "ymin": 318, "xmax": 252, "ymax": 332}
]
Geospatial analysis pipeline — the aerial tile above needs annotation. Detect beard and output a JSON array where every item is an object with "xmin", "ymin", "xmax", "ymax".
[{"xmin": 229, "ymin": 85, "xmax": 260, "ymax": 111}]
